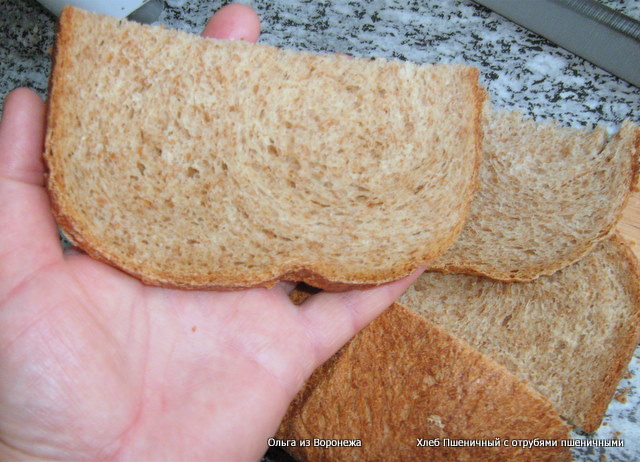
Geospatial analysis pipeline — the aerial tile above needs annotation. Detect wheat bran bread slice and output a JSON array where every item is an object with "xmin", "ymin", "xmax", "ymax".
[
  {"xmin": 428, "ymin": 108, "xmax": 640, "ymax": 282},
  {"xmin": 401, "ymin": 234, "xmax": 640, "ymax": 432},
  {"xmin": 277, "ymin": 303, "xmax": 571, "ymax": 462},
  {"xmin": 44, "ymin": 7, "xmax": 483, "ymax": 290}
]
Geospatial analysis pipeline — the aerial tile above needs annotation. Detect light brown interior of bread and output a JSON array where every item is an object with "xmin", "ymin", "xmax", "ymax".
[
  {"xmin": 429, "ymin": 109, "xmax": 639, "ymax": 281},
  {"xmin": 45, "ymin": 8, "xmax": 482, "ymax": 288},
  {"xmin": 402, "ymin": 236, "xmax": 640, "ymax": 432}
]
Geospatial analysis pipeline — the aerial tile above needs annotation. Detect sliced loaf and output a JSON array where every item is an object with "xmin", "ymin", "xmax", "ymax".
[
  {"xmin": 402, "ymin": 234, "xmax": 640, "ymax": 432},
  {"xmin": 277, "ymin": 303, "xmax": 571, "ymax": 462},
  {"xmin": 44, "ymin": 7, "xmax": 483, "ymax": 290},
  {"xmin": 428, "ymin": 108, "xmax": 640, "ymax": 281},
  {"xmin": 280, "ymin": 236, "xmax": 639, "ymax": 462}
]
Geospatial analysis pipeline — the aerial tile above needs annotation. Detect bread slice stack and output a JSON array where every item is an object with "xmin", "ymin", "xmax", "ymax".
[
  {"xmin": 44, "ymin": 7, "xmax": 640, "ymax": 462},
  {"xmin": 45, "ymin": 7, "xmax": 483, "ymax": 290},
  {"xmin": 282, "ymin": 234, "xmax": 640, "ymax": 461},
  {"xmin": 279, "ymin": 113, "xmax": 640, "ymax": 461}
]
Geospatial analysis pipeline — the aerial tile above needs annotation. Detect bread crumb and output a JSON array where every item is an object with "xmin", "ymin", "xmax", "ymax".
[
  {"xmin": 192, "ymin": 326, "xmax": 197, "ymax": 333},
  {"xmin": 427, "ymin": 415, "xmax": 444, "ymax": 430},
  {"xmin": 614, "ymin": 387, "xmax": 630, "ymax": 403}
]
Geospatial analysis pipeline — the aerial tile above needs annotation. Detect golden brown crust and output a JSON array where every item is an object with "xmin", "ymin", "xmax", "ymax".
[
  {"xmin": 429, "ymin": 233, "xmax": 605, "ymax": 282},
  {"xmin": 579, "ymin": 233, "xmax": 640, "ymax": 431},
  {"xmin": 43, "ymin": 7, "xmax": 75, "ymax": 210},
  {"xmin": 45, "ymin": 227, "xmax": 429, "ymax": 291},
  {"xmin": 44, "ymin": 7, "xmax": 485, "ymax": 291},
  {"xmin": 631, "ymin": 125, "xmax": 640, "ymax": 192},
  {"xmin": 277, "ymin": 303, "xmax": 571, "ymax": 461}
]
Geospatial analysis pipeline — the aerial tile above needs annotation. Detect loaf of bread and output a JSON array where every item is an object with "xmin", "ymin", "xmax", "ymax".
[
  {"xmin": 428, "ymin": 108, "xmax": 640, "ymax": 281},
  {"xmin": 278, "ymin": 302, "xmax": 571, "ymax": 462},
  {"xmin": 279, "ymin": 235, "xmax": 639, "ymax": 461},
  {"xmin": 44, "ymin": 7, "xmax": 483, "ymax": 290}
]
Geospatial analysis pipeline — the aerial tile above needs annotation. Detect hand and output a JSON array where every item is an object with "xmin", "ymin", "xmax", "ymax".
[{"xmin": 0, "ymin": 5, "xmax": 422, "ymax": 461}]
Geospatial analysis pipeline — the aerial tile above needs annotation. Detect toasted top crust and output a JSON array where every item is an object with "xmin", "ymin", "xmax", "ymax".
[
  {"xmin": 278, "ymin": 303, "xmax": 571, "ymax": 462},
  {"xmin": 44, "ymin": 7, "xmax": 483, "ymax": 290},
  {"xmin": 429, "ymin": 108, "xmax": 640, "ymax": 281},
  {"xmin": 403, "ymin": 234, "xmax": 640, "ymax": 432}
]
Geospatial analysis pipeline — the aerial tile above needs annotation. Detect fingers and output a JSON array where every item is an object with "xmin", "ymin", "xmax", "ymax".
[
  {"xmin": 0, "ymin": 88, "xmax": 46, "ymax": 186},
  {"xmin": 202, "ymin": 3, "xmax": 260, "ymax": 42},
  {"xmin": 0, "ymin": 88, "xmax": 62, "ymax": 299},
  {"xmin": 296, "ymin": 268, "xmax": 426, "ymax": 371}
]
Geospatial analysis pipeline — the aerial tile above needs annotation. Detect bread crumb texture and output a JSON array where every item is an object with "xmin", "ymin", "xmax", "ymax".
[
  {"xmin": 429, "ymin": 108, "xmax": 640, "ymax": 281},
  {"xmin": 45, "ymin": 7, "xmax": 483, "ymax": 289},
  {"xmin": 404, "ymin": 235, "xmax": 640, "ymax": 432},
  {"xmin": 278, "ymin": 304, "xmax": 570, "ymax": 462}
]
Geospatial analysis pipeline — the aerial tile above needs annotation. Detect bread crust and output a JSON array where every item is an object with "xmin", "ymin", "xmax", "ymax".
[
  {"xmin": 49, "ymin": 224, "xmax": 449, "ymax": 291},
  {"xmin": 579, "ymin": 233, "xmax": 640, "ymax": 431},
  {"xmin": 277, "ymin": 303, "xmax": 571, "ymax": 461},
  {"xmin": 44, "ymin": 7, "xmax": 484, "ymax": 291},
  {"xmin": 42, "ymin": 7, "xmax": 73, "ymax": 211}
]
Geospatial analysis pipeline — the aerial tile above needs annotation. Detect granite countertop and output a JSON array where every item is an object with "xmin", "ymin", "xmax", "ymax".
[{"xmin": 1, "ymin": 1, "xmax": 639, "ymax": 461}]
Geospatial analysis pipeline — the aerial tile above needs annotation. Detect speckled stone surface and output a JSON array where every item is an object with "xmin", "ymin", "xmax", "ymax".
[{"xmin": 1, "ymin": 1, "xmax": 639, "ymax": 461}]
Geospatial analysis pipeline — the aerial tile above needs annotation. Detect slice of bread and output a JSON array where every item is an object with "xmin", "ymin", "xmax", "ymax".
[
  {"xmin": 401, "ymin": 234, "xmax": 640, "ymax": 432},
  {"xmin": 277, "ymin": 303, "xmax": 571, "ymax": 462},
  {"xmin": 280, "ymin": 236, "xmax": 639, "ymax": 460},
  {"xmin": 428, "ymin": 108, "xmax": 640, "ymax": 281},
  {"xmin": 44, "ymin": 7, "xmax": 484, "ymax": 290}
]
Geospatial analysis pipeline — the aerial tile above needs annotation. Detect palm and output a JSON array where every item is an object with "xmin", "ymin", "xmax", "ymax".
[
  {"xmin": 1, "ymin": 255, "xmax": 144, "ymax": 459},
  {"xmin": 1, "ymin": 251, "xmax": 315, "ymax": 460}
]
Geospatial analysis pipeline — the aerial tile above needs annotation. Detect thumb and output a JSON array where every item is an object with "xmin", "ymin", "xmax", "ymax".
[
  {"xmin": 0, "ymin": 88, "xmax": 63, "ymax": 301},
  {"xmin": 295, "ymin": 267, "xmax": 425, "ymax": 372}
]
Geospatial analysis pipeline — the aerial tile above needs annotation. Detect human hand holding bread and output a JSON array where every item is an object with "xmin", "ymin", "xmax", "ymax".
[
  {"xmin": 2, "ymin": 2, "xmax": 639, "ymax": 461},
  {"xmin": 0, "ymin": 5, "xmax": 424, "ymax": 461}
]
